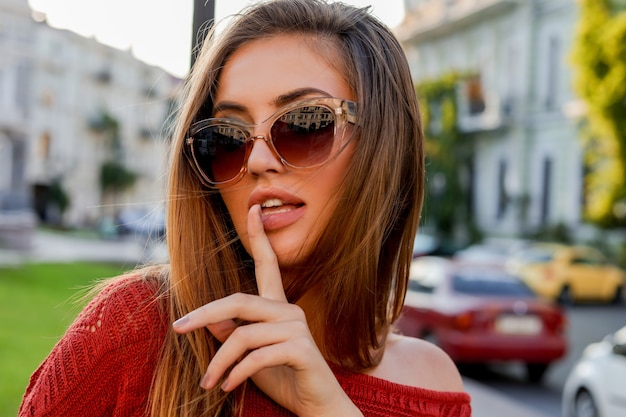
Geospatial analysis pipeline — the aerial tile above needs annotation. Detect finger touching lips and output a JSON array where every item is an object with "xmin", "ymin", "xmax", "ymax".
[{"xmin": 248, "ymin": 204, "xmax": 287, "ymax": 302}]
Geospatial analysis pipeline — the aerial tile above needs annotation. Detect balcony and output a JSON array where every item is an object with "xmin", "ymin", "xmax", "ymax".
[
  {"xmin": 93, "ymin": 68, "xmax": 112, "ymax": 84},
  {"xmin": 399, "ymin": 0, "xmax": 519, "ymax": 42},
  {"xmin": 456, "ymin": 75, "xmax": 512, "ymax": 132}
]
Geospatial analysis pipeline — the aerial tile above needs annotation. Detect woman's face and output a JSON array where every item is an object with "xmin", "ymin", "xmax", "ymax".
[{"xmin": 214, "ymin": 35, "xmax": 355, "ymax": 269}]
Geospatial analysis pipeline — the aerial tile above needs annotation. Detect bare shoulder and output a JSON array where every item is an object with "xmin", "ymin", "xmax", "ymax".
[{"xmin": 368, "ymin": 333, "xmax": 465, "ymax": 392}]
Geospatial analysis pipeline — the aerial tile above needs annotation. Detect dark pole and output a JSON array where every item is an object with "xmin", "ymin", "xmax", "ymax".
[{"xmin": 190, "ymin": 0, "xmax": 216, "ymax": 68}]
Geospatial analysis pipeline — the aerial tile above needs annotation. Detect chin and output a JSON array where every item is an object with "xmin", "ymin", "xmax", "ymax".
[
  {"xmin": 268, "ymin": 233, "xmax": 315, "ymax": 266},
  {"xmin": 274, "ymin": 243, "xmax": 317, "ymax": 271},
  {"xmin": 275, "ymin": 250, "xmax": 306, "ymax": 268}
]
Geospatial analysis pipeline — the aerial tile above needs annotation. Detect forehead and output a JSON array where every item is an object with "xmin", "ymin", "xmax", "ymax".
[{"xmin": 215, "ymin": 35, "xmax": 353, "ymax": 105}]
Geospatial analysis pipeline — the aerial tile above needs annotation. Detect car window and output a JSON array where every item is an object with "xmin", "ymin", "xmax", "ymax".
[
  {"xmin": 610, "ymin": 327, "xmax": 626, "ymax": 356},
  {"xmin": 613, "ymin": 343, "xmax": 626, "ymax": 357},
  {"xmin": 408, "ymin": 279, "xmax": 436, "ymax": 293},
  {"xmin": 408, "ymin": 260, "xmax": 446, "ymax": 293},
  {"xmin": 515, "ymin": 247, "xmax": 555, "ymax": 264},
  {"xmin": 452, "ymin": 271, "xmax": 536, "ymax": 297},
  {"xmin": 571, "ymin": 248, "xmax": 606, "ymax": 266},
  {"xmin": 613, "ymin": 326, "xmax": 626, "ymax": 345},
  {"xmin": 571, "ymin": 256, "xmax": 600, "ymax": 266}
]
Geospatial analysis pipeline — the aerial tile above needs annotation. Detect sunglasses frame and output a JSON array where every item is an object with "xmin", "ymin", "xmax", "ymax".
[{"xmin": 185, "ymin": 97, "xmax": 357, "ymax": 187}]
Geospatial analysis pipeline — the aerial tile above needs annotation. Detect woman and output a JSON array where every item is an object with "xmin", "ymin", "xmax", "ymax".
[{"xmin": 20, "ymin": 1, "xmax": 471, "ymax": 416}]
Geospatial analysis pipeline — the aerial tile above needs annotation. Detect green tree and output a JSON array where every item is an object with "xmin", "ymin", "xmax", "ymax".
[
  {"xmin": 99, "ymin": 161, "xmax": 137, "ymax": 193},
  {"xmin": 417, "ymin": 74, "xmax": 475, "ymax": 240},
  {"xmin": 49, "ymin": 178, "xmax": 70, "ymax": 214},
  {"xmin": 92, "ymin": 110, "xmax": 137, "ymax": 214},
  {"xmin": 571, "ymin": 0, "xmax": 626, "ymax": 227}
]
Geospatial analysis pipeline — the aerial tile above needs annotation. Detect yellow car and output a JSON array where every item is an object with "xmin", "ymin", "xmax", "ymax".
[{"xmin": 507, "ymin": 243, "xmax": 625, "ymax": 304}]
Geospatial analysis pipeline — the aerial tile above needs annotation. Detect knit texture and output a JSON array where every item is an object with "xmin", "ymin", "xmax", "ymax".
[
  {"xmin": 243, "ymin": 369, "xmax": 471, "ymax": 416},
  {"xmin": 19, "ymin": 274, "xmax": 472, "ymax": 417}
]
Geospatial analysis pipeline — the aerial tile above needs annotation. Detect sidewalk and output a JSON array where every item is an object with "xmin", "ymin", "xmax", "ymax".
[
  {"xmin": 0, "ymin": 229, "xmax": 168, "ymax": 266},
  {"xmin": 0, "ymin": 230, "xmax": 553, "ymax": 417},
  {"xmin": 464, "ymin": 378, "xmax": 552, "ymax": 417}
]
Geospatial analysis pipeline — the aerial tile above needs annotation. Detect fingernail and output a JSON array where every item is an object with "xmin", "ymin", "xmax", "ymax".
[
  {"xmin": 173, "ymin": 315, "xmax": 189, "ymax": 328},
  {"xmin": 200, "ymin": 373, "xmax": 211, "ymax": 389},
  {"xmin": 220, "ymin": 378, "xmax": 230, "ymax": 392}
]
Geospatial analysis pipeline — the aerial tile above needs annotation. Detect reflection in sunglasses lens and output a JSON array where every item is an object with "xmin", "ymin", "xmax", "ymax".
[
  {"xmin": 272, "ymin": 106, "xmax": 335, "ymax": 167},
  {"xmin": 194, "ymin": 126, "xmax": 247, "ymax": 183},
  {"xmin": 193, "ymin": 105, "xmax": 337, "ymax": 184}
]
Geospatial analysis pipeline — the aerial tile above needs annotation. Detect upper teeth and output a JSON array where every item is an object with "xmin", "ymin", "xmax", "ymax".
[{"xmin": 261, "ymin": 198, "xmax": 284, "ymax": 208}]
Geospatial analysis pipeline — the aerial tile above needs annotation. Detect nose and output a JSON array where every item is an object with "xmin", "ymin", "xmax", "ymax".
[{"xmin": 246, "ymin": 134, "xmax": 285, "ymax": 179}]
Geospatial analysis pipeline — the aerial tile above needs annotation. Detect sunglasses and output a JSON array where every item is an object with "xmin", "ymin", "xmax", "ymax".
[{"xmin": 185, "ymin": 97, "xmax": 357, "ymax": 187}]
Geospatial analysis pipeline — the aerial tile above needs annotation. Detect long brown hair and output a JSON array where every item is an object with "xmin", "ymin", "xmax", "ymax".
[{"xmin": 150, "ymin": 0, "xmax": 424, "ymax": 415}]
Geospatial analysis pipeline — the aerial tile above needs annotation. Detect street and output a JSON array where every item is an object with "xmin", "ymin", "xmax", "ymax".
[
  {"xmin": 465, "ymin": 303, "xmax": 626, "ymax": 417},
  {"xmin": 2, "ymin": 230, "xmax": 624, "ymax": 417}
]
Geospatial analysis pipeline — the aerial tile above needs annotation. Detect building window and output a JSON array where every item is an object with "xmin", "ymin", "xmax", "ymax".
[
  {"xmin": 41, "ymin": 90, "xmax": 54, "ymax": 107},
  {"xmin": 497, "ymin": 159, "xmax": 508, "ymax": 219},
  {"xmin": 40, "ymin": 132, "xmax": 51, "ymax": 160},
  {"xmin": 545, "ymin": 36, "xmax": 560, "ymax": 110},
  {"xmin": 0, "ymin": 137, "xmax": 12, "ymax": 191},
  {"xmin": 16, "ymin": 61, "xmax": 31, "ymax": 114},
  {"xmin": 466, "ymin": 75, "xmax": 486, "ymax": 115},
  {"xmin": 540, "ymin": 157, "xmax": 553, "ymax": 225},
  {"xmin": 504, "ymin": 45, "xmax": 520, "ymax": 115}
]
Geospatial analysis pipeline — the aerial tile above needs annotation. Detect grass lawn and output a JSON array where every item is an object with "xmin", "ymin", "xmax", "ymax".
[{"xmin": 0, "ymin": 262, "xmax": 127, "ymax": 416}]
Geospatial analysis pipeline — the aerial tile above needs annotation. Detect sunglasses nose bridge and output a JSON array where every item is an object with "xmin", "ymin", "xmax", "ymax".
[
  {"xmin": 250, "ymin": 134, "xmax": 267, "ymax": 143},
  {"xmin": 249, "ymin": 115, "xmax": 274, "ymax": 143},
  {"xmin": 247, "ymin": 134, "xmax": 271, "ymax": 153},
  {"xmin": 245, "ymin": 131, "xmax": 286, "ymax": 176},
  {"xmin": 248, "ymin": 114, "xmax": 276, "ymax": 149},
  {"xmin": 245, "ymin": 115, "xmax": 280, "ymax": 161},
  {"xmin": 248, "ymin": 133, "xmax": 280, "ymax": 159}
]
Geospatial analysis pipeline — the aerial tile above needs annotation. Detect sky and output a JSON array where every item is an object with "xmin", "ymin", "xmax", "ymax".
[{"xmin": 27, "ymin": 0, "xmax": 405, "ymax": 78}]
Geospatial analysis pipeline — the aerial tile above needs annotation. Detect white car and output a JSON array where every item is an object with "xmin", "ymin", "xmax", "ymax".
[{"xmin": 562, "ymin": 325, "xmax": 626, "ymax": 417}]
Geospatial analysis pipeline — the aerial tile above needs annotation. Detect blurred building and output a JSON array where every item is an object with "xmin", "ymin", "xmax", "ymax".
[
  {"xmin": 0, "ymin": 0, "xmax": 32, "ymax": 211},
  {"xmin": 0, "ymin": 0, "xmax": 37, "ymax": 249},
  {"xmin": 0, "ymin": 0, "xmax": 180, "ymax": 240},
  {"xmin": 28, "ymin": 18, "xmax": 180, "ymax": 228},
  {"xmin": 398, "ymin": 0, "xmax": 584, "ymax": 238}
]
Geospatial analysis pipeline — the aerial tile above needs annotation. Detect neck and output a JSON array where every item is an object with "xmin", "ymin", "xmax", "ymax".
[{"xmin": 294, "ymin": 284, "xmax": 328, "ymax": 356}]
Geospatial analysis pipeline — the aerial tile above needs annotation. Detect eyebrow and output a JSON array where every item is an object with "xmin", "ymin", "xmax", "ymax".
[
  {"xmin": 211, "ymin": 101, "xmax": 247, "ymax": 116},
  {"xmin": 212, "ymin": 87, "xmax": 333, "ymax": 116},
  {"xmin": 273, "ymin": 87, "xmax": 332, "ymax": 106}
]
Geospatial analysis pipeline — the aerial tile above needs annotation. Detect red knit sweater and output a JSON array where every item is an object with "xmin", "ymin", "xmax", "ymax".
[{"xmin": 19, "ymin": 275, "xmax": 472, "ymax": 417}]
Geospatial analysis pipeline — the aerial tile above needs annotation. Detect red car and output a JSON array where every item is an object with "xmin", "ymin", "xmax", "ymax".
[{"xmin": 395, "ymin": 256, "xmax": 568, "ymax": 382}]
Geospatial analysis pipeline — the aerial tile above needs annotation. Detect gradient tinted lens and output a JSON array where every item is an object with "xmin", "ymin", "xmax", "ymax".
[
  {"xmin": 271, "ymin": 105, "xmax": 335, "ymax": 167},
  {"xmin": 192, "ymin": 125, "xmax": 248, "ymax": 183},
  {"xmin": 192, "ymin": 105, "xmax": 337, "ymax": 184}
]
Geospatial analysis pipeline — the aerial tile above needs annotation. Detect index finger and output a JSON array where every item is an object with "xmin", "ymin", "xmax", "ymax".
[{"xmin": 248, "ymin": 204, "xmax": 287, "ymax": 302}]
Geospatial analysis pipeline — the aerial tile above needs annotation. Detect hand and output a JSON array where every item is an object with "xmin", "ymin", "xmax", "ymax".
[{"xmin": 173, "ymin": 205, "xmax": 363, "ymax": 417}]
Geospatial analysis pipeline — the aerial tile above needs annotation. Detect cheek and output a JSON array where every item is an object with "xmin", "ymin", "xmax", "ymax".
[
  {"xmin": 306, "ymin": 152, "xmax": 353, "ymax": 222},
  {"xmin": 220, "ymin": 191, "xmax": 251, "ymax": 248},
  {"xmin": 319, "ymin": 145, "xmax": 354, "ymax": 198}
]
